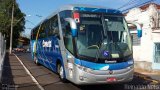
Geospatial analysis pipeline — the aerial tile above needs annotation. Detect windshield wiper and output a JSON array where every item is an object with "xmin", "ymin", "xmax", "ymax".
[
  {"xmin": 95, "ymin": 47, "xmax": 101, "ymax": 62},
  {"xmin": 95, "ymin": 42, "xmax": 103, "ymax": 62}
]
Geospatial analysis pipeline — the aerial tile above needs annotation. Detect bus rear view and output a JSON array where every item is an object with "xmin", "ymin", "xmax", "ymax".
[{"xmin": 31, "ymin": 5, "xmax": 136, "ymax": 85}]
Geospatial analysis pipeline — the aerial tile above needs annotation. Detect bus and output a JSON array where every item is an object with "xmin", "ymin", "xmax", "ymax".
[{"xmin": 30, "ymin": 4, "xmax": 141, "ymax": 85}]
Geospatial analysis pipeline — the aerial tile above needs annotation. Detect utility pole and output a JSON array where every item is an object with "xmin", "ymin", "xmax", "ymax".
[{"xmin": 9, "ymin": 1, "xmax": 14, "ymax": 54}]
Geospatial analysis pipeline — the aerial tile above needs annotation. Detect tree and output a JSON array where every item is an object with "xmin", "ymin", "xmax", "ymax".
[{"xmin": 0, "ymin": 0, "xmax": 25, "ymax": 48}]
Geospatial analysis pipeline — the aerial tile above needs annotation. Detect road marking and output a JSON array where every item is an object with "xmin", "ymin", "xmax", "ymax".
[{"xmin": 13, "ymin": 53, "xmax": 44, "ymax": 90}]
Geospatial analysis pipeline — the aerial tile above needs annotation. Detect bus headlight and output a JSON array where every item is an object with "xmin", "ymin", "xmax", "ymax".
[
  {"xmin": 77, "ymin": 64, "xmax": 92, "ymax": 73},
  {"xmin": 128, "ymin": 60, "xmax": 134, "ymax": 65}
]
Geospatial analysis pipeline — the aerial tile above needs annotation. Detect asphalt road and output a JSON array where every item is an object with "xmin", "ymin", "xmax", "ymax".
[{"xmin": 1, "ymin": 52, "xmax": 160, "ymax": 90}]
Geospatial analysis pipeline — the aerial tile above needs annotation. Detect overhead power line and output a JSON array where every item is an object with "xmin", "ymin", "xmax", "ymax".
[
  {"xmin": 121, "ymin": 0, "xmax": 156, "ymax": 12},
  {"xmin": 117, "ymin": 0, "xmax": 141, "ymax": 9}
]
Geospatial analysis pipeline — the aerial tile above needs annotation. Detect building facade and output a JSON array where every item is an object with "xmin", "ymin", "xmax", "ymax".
[{"xmin": 125, "ymin": 3, "xmax": 160, "ymax": 70}]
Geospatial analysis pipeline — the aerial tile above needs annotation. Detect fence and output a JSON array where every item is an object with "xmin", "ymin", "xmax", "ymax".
[{"xmin": 0, "ymin": 32, "xmax": 6, "ymax": 82}]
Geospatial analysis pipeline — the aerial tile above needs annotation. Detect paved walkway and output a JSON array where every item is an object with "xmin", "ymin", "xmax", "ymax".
[
  {"xmin": 0, "ymin": 53, "xmax": 39, "ymax": 90},
  {"xmin": 135, "ymin": 68, "xmax": 160, "ymax": 82}
]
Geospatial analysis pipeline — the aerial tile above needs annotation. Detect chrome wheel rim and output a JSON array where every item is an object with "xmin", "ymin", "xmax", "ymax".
[
  {"xmin": 35, "ymin": 59, "xmax": 38, "ymax": 64},
  {"xmin": 59, "ymin": 66, "xmax": 64, "ymax": 79},
  {"xmin": 34, "ymin": 57, "xmax": 38, "ymax": 64}
]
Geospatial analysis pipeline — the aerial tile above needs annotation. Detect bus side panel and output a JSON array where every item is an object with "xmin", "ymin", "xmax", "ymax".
[
  {"xmin": 45, "ymin": 36, "xmax": 63, "ymax": 72},
  {"xmin": 35, "ymin": 37, "xmax": 63, "ymax": 72},
  {"xmin": 36, "ymin": 39, "xmax": 47, "ymax": 67}
]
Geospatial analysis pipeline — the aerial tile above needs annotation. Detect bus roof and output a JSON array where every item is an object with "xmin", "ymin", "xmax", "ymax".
[{"xmin": 32, "ymin": 4, "xmax": 121, "ymax": 32}]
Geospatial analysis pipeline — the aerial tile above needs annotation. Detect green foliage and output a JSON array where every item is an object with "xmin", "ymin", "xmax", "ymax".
[{"xmin": 0, "ymin": 0, "xmax": 26, "ymax": 48}]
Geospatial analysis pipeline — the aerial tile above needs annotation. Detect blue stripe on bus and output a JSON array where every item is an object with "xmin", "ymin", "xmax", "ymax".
[
  {"xmin": 74, "ymin": 59, "xmax": 133, "ymax": 70},
  {"xmin": 74, "ymin": 7, "xmax": 121, "ymax": 14},
  {"xmin": 74, "ymin": 7, "xmax": 106, "ymax": 13}
]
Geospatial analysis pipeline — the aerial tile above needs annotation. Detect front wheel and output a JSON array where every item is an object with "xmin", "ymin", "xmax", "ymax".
[{"xmin": 57, "ymin": 63, "xmax": 67, "ymax": 82}]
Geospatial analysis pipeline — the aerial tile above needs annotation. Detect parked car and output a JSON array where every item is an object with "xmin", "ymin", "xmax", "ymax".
[{"xmin": 13, "ymin": 46, "xmax": 26, "ymax": 52}]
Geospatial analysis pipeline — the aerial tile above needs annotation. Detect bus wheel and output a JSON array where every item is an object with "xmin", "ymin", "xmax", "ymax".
[
  {"xmin": 34, "ymin": 56, "xmax": 39, "ymax": 65},
  {"xmin": 58, "ymin": 63, "xmax": 66, "ymax": 82}
]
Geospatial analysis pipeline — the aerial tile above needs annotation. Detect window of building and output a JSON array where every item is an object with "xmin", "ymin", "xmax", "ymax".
[
  {"xmin": 131, "ymin": 33, "xmax": 141, "ymax": 46},
  {"xmin": 151, "ymin": 12, "xmax": 160, "ymax": 29},
  {"xmin": 154, "ymin": 43, "xmax": 160, "ymax": 63}
]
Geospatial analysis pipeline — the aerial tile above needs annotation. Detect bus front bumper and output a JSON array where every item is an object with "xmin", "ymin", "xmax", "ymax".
[{"xmin": 70, "ymin": 65, "xmax": 134, "ymax": 85}]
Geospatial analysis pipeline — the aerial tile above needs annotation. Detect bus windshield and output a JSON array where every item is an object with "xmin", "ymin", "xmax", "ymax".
[{"xmin": 76, "ymin": 12, "xmax": 132, "ymax": 61}]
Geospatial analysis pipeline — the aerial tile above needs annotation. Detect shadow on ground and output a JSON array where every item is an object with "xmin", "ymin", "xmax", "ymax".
[{"xmin": 0, "ymin": 53, "xmax": 15, "ymax": 89}]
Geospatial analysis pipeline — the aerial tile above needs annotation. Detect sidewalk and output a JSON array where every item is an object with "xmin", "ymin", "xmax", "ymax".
[
  {"xmin": 0, "ymin": 53, "xmax": 39, "ymax": 90},
  {"xmin": 135, "ymin": 68, "xmax": 160, "ymax": 83}
]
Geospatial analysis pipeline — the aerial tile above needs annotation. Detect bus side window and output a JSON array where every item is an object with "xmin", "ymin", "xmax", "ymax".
[
  {"xmin": 33, "ymin": 27, "xmax": 38, "ymax": 40},
  {"xmin": 39, "ymin": 26, "xmax": 46, "ymax": 39},
  {"xmin": 48, "ymin": 15, "xmax": 60, "ymax": 39},
  {"xmin": 59, "ymin": 10, "xmax": 72, "ymax": 36},
  {"xmin": 31, "ymin": 30, "xmax": 34, "ymax": 40},
  {"xmin": 59, "ymin": 10, "xmax": 74, "ymax": 54},
  {"xmin": 64, "ymin": 23, "xmax": 72, "ymax": 36},
  {"xmin": 63, "ymin": 22, "xmax": 74, "ymax": 54}
]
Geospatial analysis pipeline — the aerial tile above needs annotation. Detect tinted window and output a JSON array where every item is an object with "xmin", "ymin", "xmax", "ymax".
[
  {"xmin": 59, "ymin": 10, "xmax": 74, "ymax": 54},
  {"xmin": 39, "ymin": 24, "xmax": 46, "ymax": 39},
  {"xmin": 48, "ymin": 15, "xmax": 59, "ymax": 36},
  {"xmin": 32, "ymin": 27, "xmax": 38, "ymax": 40},
  {"xmin": 63, "ymin": 22, "xmax": 74, "ymax": 54}
]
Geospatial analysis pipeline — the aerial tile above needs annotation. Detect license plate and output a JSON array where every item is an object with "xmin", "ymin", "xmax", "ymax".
[{"xmin": 106, "ymin": 77, "xmax": 117, "ymax": 82}]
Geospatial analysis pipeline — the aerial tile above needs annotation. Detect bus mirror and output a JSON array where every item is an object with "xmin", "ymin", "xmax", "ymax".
[
  {"xmin": 128, "ymin": 22, "xmax": 142, "ymax": 38},
  {"xmin": 137, "ymin": 29, "xmax": 142, "ymax": 38},
  {"xmin": 64, "ymin": 18, "xmax": 77, "ymax": 37}
]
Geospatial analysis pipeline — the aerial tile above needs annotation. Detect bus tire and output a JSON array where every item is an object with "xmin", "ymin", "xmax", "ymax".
[
  {"xmin": 34, "ymin": 56, "xmax": 39, "ymax": 65},
  {"xmin": 57, "ymin": 63, "xmax": 67, "ymax": 82}
]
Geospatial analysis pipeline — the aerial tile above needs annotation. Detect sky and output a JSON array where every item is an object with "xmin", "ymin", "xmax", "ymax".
[{"xmin": 16, "ymin": 0, "xmax": 160, "ymax": 36}]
